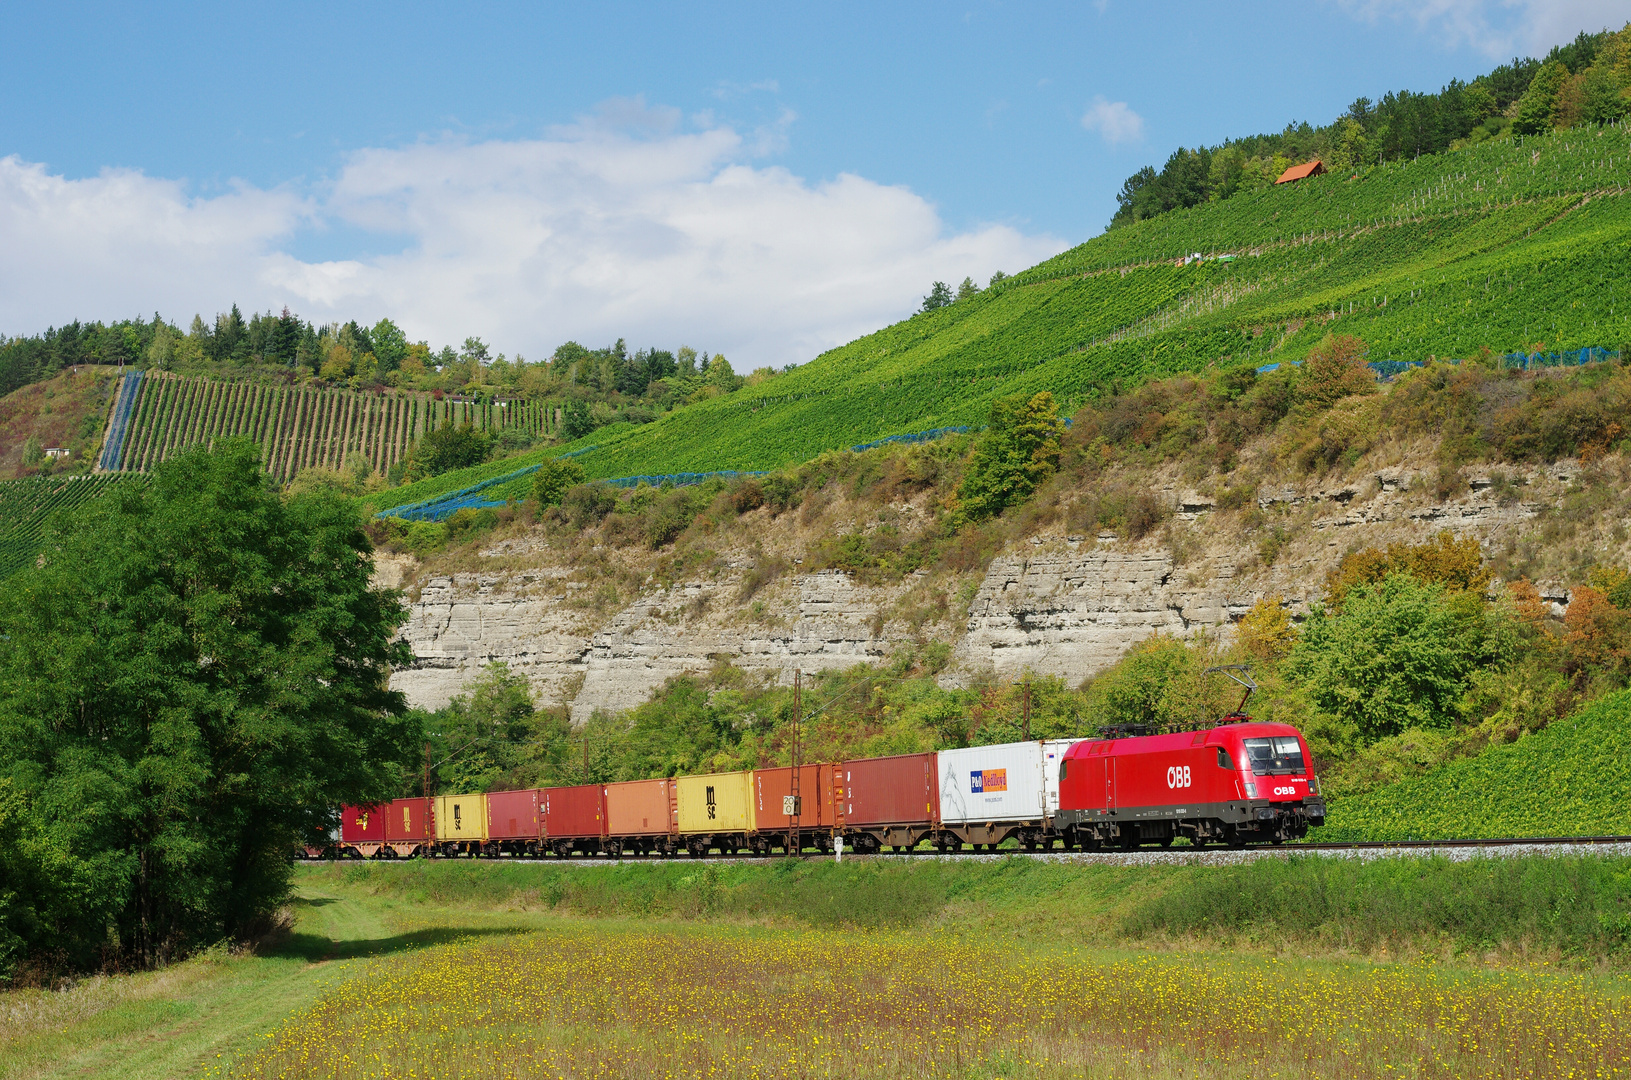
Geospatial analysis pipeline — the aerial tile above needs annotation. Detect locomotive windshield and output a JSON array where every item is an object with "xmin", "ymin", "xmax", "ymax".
[{"xmin": 1241, "ymin": 736, "xmax": 1305, "ymax": 776}]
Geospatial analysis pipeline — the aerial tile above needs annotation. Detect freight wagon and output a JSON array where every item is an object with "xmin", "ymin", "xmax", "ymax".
[
  {"xmin": 435, "ymin": 792, "xmax": 489, "ymax": 856},
  {"xmin": 1056, "ymin": 722, "xmax": 1325, "ymax": 848},
  {"xmin": 543, "ymin": 784, "xmax": 607, "ymax": 857},
  {"xmin": 936, "ymin": 740, "xmax": 1077, "ymax": 851},
  {"xmin": 675, "ymin": 770, "xmax": 756, "ymax": 857},
  {"xmin": 604, "ymin": 778, "xmax": 678, "ymax": 856},
  {"xmin": 751, "ymin": 764, "xmax": 834, "ymax": 855},
  {"xmin": 488, "ymin": 788, "xmax": 543, "ymax": 856},
  {"xmin": 833, "ymin": 752, "xmax": 939, "ymax": 853}
]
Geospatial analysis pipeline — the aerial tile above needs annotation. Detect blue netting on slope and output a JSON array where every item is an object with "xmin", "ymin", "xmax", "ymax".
[
  {"xmin": 604, "ymin": 470, "xmax": 767, "ymax": 489},
  {"xmin": 97, "ymin": 369, "xmax": 143, "ymax": 472},
  {"xmin": 378, "ymin": 445, "xmax": 604, "ymax": 522},
  {"xmin": 850, "ymin": 426, "xmax": 970, "ymax": 453},
  {"xmin": 1501, "ymin": 346, "xmax": 1619, "ymax": 370}
]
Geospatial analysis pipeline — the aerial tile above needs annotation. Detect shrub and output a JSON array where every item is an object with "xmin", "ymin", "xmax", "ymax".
[
  {"xmin": 955, "ymin": 391, "xmax": 1063, "ymax": 521},
  {"xmin": 532, "ymin": 457, "xmax": 586, "ymax": 508}
]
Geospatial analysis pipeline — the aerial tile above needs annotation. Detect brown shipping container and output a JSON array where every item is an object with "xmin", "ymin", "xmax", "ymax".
[
  {"xmin": 837, "ymin": 752, "xmax": 939, "ymax": 828},
  {"xmin": 753, "ymin": 765, "xmax": 835, "ymax": 830},
  {"xmin": 487, "ymin": 788, "xmax": 542, "ymax": 840},
  {"xmin": 386, "ymin": 797, "xmax": 430, "ymax": 842},
  {"xmin": 543, "ymin": 784, "xmax": 607, "ymax": 839},
  {"xmin": 605, "ymin": 778, "xmax": 676, "ymax": 836}
]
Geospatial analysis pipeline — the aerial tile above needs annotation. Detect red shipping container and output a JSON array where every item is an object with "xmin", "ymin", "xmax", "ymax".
[
  {"xmin": 753, "ymin": 765, "xmax": 834, "ymax": 830},
  {"xmin": 386, "ymin": 798, "xmax": 430, "ymax": 842},
  {"xmin": 341, "ymin": 804, "xmax": 386, "ymax": 843},
  {"xmin": 543, "ymin": 784, "xmax": 607, "ymax": 840},
  {"xmin": 487, "ymin": 788, "xmax": 542, "ymax": 841},
  {"xmin": 836, "ymin": 752, "xmax": 939, "ymax": 828},
  {"xmin": 605, "ymin": 778, "xmax": 675, "ymax": 836}
]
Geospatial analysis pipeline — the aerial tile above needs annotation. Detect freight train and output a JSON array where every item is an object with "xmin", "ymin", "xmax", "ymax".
[{"xmin": 328, "ymin": 719, "xmax": 1326, "ymax": 859}]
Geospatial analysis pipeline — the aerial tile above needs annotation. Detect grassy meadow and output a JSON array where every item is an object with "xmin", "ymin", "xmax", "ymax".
[{"xmin": 4, "ymin": 856, "xmax": 1630, "ymax": 1079}]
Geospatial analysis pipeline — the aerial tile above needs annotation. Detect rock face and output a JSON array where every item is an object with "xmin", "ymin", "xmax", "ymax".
[
  {"xmin": 388, "ymin": 463, "xmax": 1565, "ymax": 716},
  {"xmin": 943, "ymin": 542, "xmax": 1245, "ymax": 686}
]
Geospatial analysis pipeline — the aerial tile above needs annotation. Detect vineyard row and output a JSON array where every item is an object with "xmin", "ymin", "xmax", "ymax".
[{"xmin": 98, "ymin": 374, "xmax": 576, "ymax": 481}]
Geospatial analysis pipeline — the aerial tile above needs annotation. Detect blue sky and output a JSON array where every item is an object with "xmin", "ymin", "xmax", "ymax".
[{"xmin": 1, "ymin": 0, "xmax": 1623, "ymax": 366}]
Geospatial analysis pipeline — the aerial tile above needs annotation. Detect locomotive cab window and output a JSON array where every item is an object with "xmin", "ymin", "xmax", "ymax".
[{"xmin": 1241, "ymin": 736, "xmax": 1305, "ymax": 776}]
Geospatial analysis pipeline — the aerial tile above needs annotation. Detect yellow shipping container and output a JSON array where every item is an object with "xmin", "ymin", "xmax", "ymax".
[
  {"xmin": 435, "ymin": 793, "xmax": 489, "ymax": 842},
  {"xmin": 675, "ymin": 771, "xmax": 756, "ymax": 834}
]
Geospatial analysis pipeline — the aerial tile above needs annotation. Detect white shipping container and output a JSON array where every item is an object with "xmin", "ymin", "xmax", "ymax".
[
  {"xmin": 1042, "ymin": 739, "xmax": 1079, "ymax": 815},
  {"xmin": 938, "ymin": 741, "xmax": 1047, "ymax": 825}
]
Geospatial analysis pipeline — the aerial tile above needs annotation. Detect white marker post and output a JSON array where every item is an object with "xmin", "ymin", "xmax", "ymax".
[{"xmin": 833, "ymin": 834, "xmax": 843, "ymax": 864}]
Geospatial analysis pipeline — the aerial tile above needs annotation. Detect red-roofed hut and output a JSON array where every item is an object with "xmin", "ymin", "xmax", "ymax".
[{"xmin": 1275, "ymin": 159, "xmax": 1327, "ymax": 184}]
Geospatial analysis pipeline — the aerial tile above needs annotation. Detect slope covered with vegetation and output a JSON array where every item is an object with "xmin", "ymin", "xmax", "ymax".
[
  {"xmin": 1320, "ymin": 689, "xmax": 1631, "ymax": 841},
  {"xmin": 372, "ymin": 121, "xmax": 1631, "ymax": 513}
]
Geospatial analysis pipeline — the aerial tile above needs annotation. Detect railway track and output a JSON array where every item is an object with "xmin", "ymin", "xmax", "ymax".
[{"xmin": 307, "ymin": 835, "xmax": 1631, "ymax": 868}]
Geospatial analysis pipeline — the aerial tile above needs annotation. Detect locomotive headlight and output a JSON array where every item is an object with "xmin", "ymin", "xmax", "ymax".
[{"xmin": 1244, "ymin": 782, "xmax": 1258, "ymax": 798}]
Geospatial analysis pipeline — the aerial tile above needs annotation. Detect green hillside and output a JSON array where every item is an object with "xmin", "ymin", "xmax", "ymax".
[
  {"xmin": 1322, "ymin": 689, "xmax": 1631, "ymax": 841},
  {"xmin": 0, "ymin": 474, "xmax": 147, "ymax": 579},
  {"xmin": 373, "ymin": 124, "xmax": 1631, "ymax": 513}
]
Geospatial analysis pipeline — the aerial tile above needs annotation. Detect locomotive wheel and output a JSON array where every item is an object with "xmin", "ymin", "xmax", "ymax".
[
  {"xmin": 1192, "ymin": 835, "xmax": 1208, "ymax": 849},
  {"xmin": 1226, "ymin": 829, "xmax": 1246, "ymax": 849},
  {"xmin": 1160, "ymin": 836, "xmax": 1174, "ymax": 849}
]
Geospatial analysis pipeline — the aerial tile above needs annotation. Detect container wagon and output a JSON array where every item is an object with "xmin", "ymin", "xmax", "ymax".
[
  {"xmin": 487, "ymin": 788, "xmax": 543, "ymax": 856},
  {"xmin": 605, "ymin": 778, "xmax": 678, "ymax": 856},
  {"xmin": 543, "ymin": 783, "xmax": 607, "ymax": 857},
  {"xmin": 751, "ymin": 764, "xmax": 834, "ymax": 855},
  {"xmin": 834, "ymin": 752, "xmax": 938, "ymax": 853},
  {"xmin": 1057, "ymin": 721, "xmax": 1325, "ymax": 848},
  {"xmin": 338, "ymin": 803, "xmax": 386, "ymax": 859},
  {"xmin": 936, "ymin": 740, "xmax": 1077, "ymax": 851},
  {"xmin": 435, "ymin": 792, "xmax": 489, "ymax": 856},
  {"xmin": 675, "ymin": 770, "xmax": 755, "ymax": 857},
  {"xmin": 383, "ymin": 797, "xmax": 433, "ymax": 858}
]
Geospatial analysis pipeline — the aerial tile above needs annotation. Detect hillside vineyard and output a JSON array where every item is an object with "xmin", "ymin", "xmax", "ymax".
[
  {"xmin": 371, "ymin": 123, "xmax": 1631, "ymax": 511},
  {"xmin": 96, "ymin": 373, "xmax": 572, "ymax": 482}
]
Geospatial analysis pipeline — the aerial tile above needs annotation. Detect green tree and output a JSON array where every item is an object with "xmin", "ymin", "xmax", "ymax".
[
  {"xmin": 1513, "ymin": 60, "xmax": 1570, "ymax": 134},
  {"xmin": 19, "ymin": 436, "xmax": 42, "ymax": 468},
  {"xmin": 0, "ymin": 440, "xmax": 415, "ymax": 977},
  {"xmin": 920, "ymin": 281, "xmax": 953, "ymax": 312},
  {"xmin": 1081, "ymin": 635, "xmax": 1234, "ymax": 734},
  {"xmin": 532, "ymin": 456, "xmax": 586, "ymax": 507},
  {"xmin": 413, "ymin": 422, "xmax": 492, "ymax": 477},
  {"xmin": 561, "ymin": 399, "xmax": 595, "ymax": 441},
  {"xmin": 371, "ymin": 319, "xmax": 409, "ymax": 372},
  {"xmin": 423, "ymin": 663, "xmax": 542, "ymax": 793},
  {"xmin": 955, "ymin": 277, "xmax": 980, "ymax": 302},
  {"xmin": 1289, "ymin": 574, "xmax": 1484, "ymax": 744},
  {"xmin": 955, "ymin": 391, "xmax": 1063, "ymax": 521}
]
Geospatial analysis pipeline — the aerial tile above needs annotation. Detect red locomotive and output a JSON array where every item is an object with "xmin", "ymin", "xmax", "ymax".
[{"xmin": 1057, "ymin": 720, "xmax": 1325, "ymax": 848}]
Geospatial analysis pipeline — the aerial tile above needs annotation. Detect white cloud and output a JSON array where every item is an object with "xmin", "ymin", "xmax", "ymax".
[
  {"xmin": 1332, "ymin": 0, "xmax": 1628, "ymax": 60},
  {"xmin": 1080, "ymin": 96, "xmax": 1144, "ymax": 146},
  {"xmin": 0, "ymin": 118, "xmax": 1064, "ymax": 369}
]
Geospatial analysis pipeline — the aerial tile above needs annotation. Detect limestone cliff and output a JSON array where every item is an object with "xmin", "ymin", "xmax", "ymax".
[{"xmin": 383, "ymin": 456, "xmax": 1596, "ymax": 717}]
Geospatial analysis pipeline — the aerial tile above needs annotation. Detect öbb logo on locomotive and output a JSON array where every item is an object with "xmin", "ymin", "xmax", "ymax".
[{"xmin": 1165, "ymin": 766, "xmax": 1192, "ymax": 789}]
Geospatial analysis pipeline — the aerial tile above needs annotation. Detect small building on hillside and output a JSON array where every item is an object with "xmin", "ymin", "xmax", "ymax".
[{"xmin": 1276, "ymin": 159, "xmax": 1326, "ymax": 184}]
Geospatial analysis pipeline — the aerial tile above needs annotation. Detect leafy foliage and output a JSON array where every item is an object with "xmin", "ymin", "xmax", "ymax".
[
  {"xmin": 1321, "ymin": 687, "xmax": 1631, "ymax": 840},
  {"xmin": 955, "ymin": 392, "xmax": 1063, "ymax": 521},
  {"xmin": 0, "ymin": 440, "xmax": 417, "ymax": 978},
  {"xmin": 531, "ymin": 456, "xmax": 586, "ymax": 507}
]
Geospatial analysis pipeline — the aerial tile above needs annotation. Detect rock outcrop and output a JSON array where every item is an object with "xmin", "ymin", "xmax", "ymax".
[{"xmin": 387, "ymin": 462, "xmax": 1570, "ymax": 716}]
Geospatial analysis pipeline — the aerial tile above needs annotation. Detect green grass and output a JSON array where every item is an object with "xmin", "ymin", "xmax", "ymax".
[
  {"xmin": 6, "ymin": 854, "xmax": 1629, "ymax": 1079},
  {"xmin": 1323, "ymin": 688, "xmax": 1631, "ymax": 841},
  {"xmin": 377, "ymin": 124, "xmax": 1631, "ymax": 513}
]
